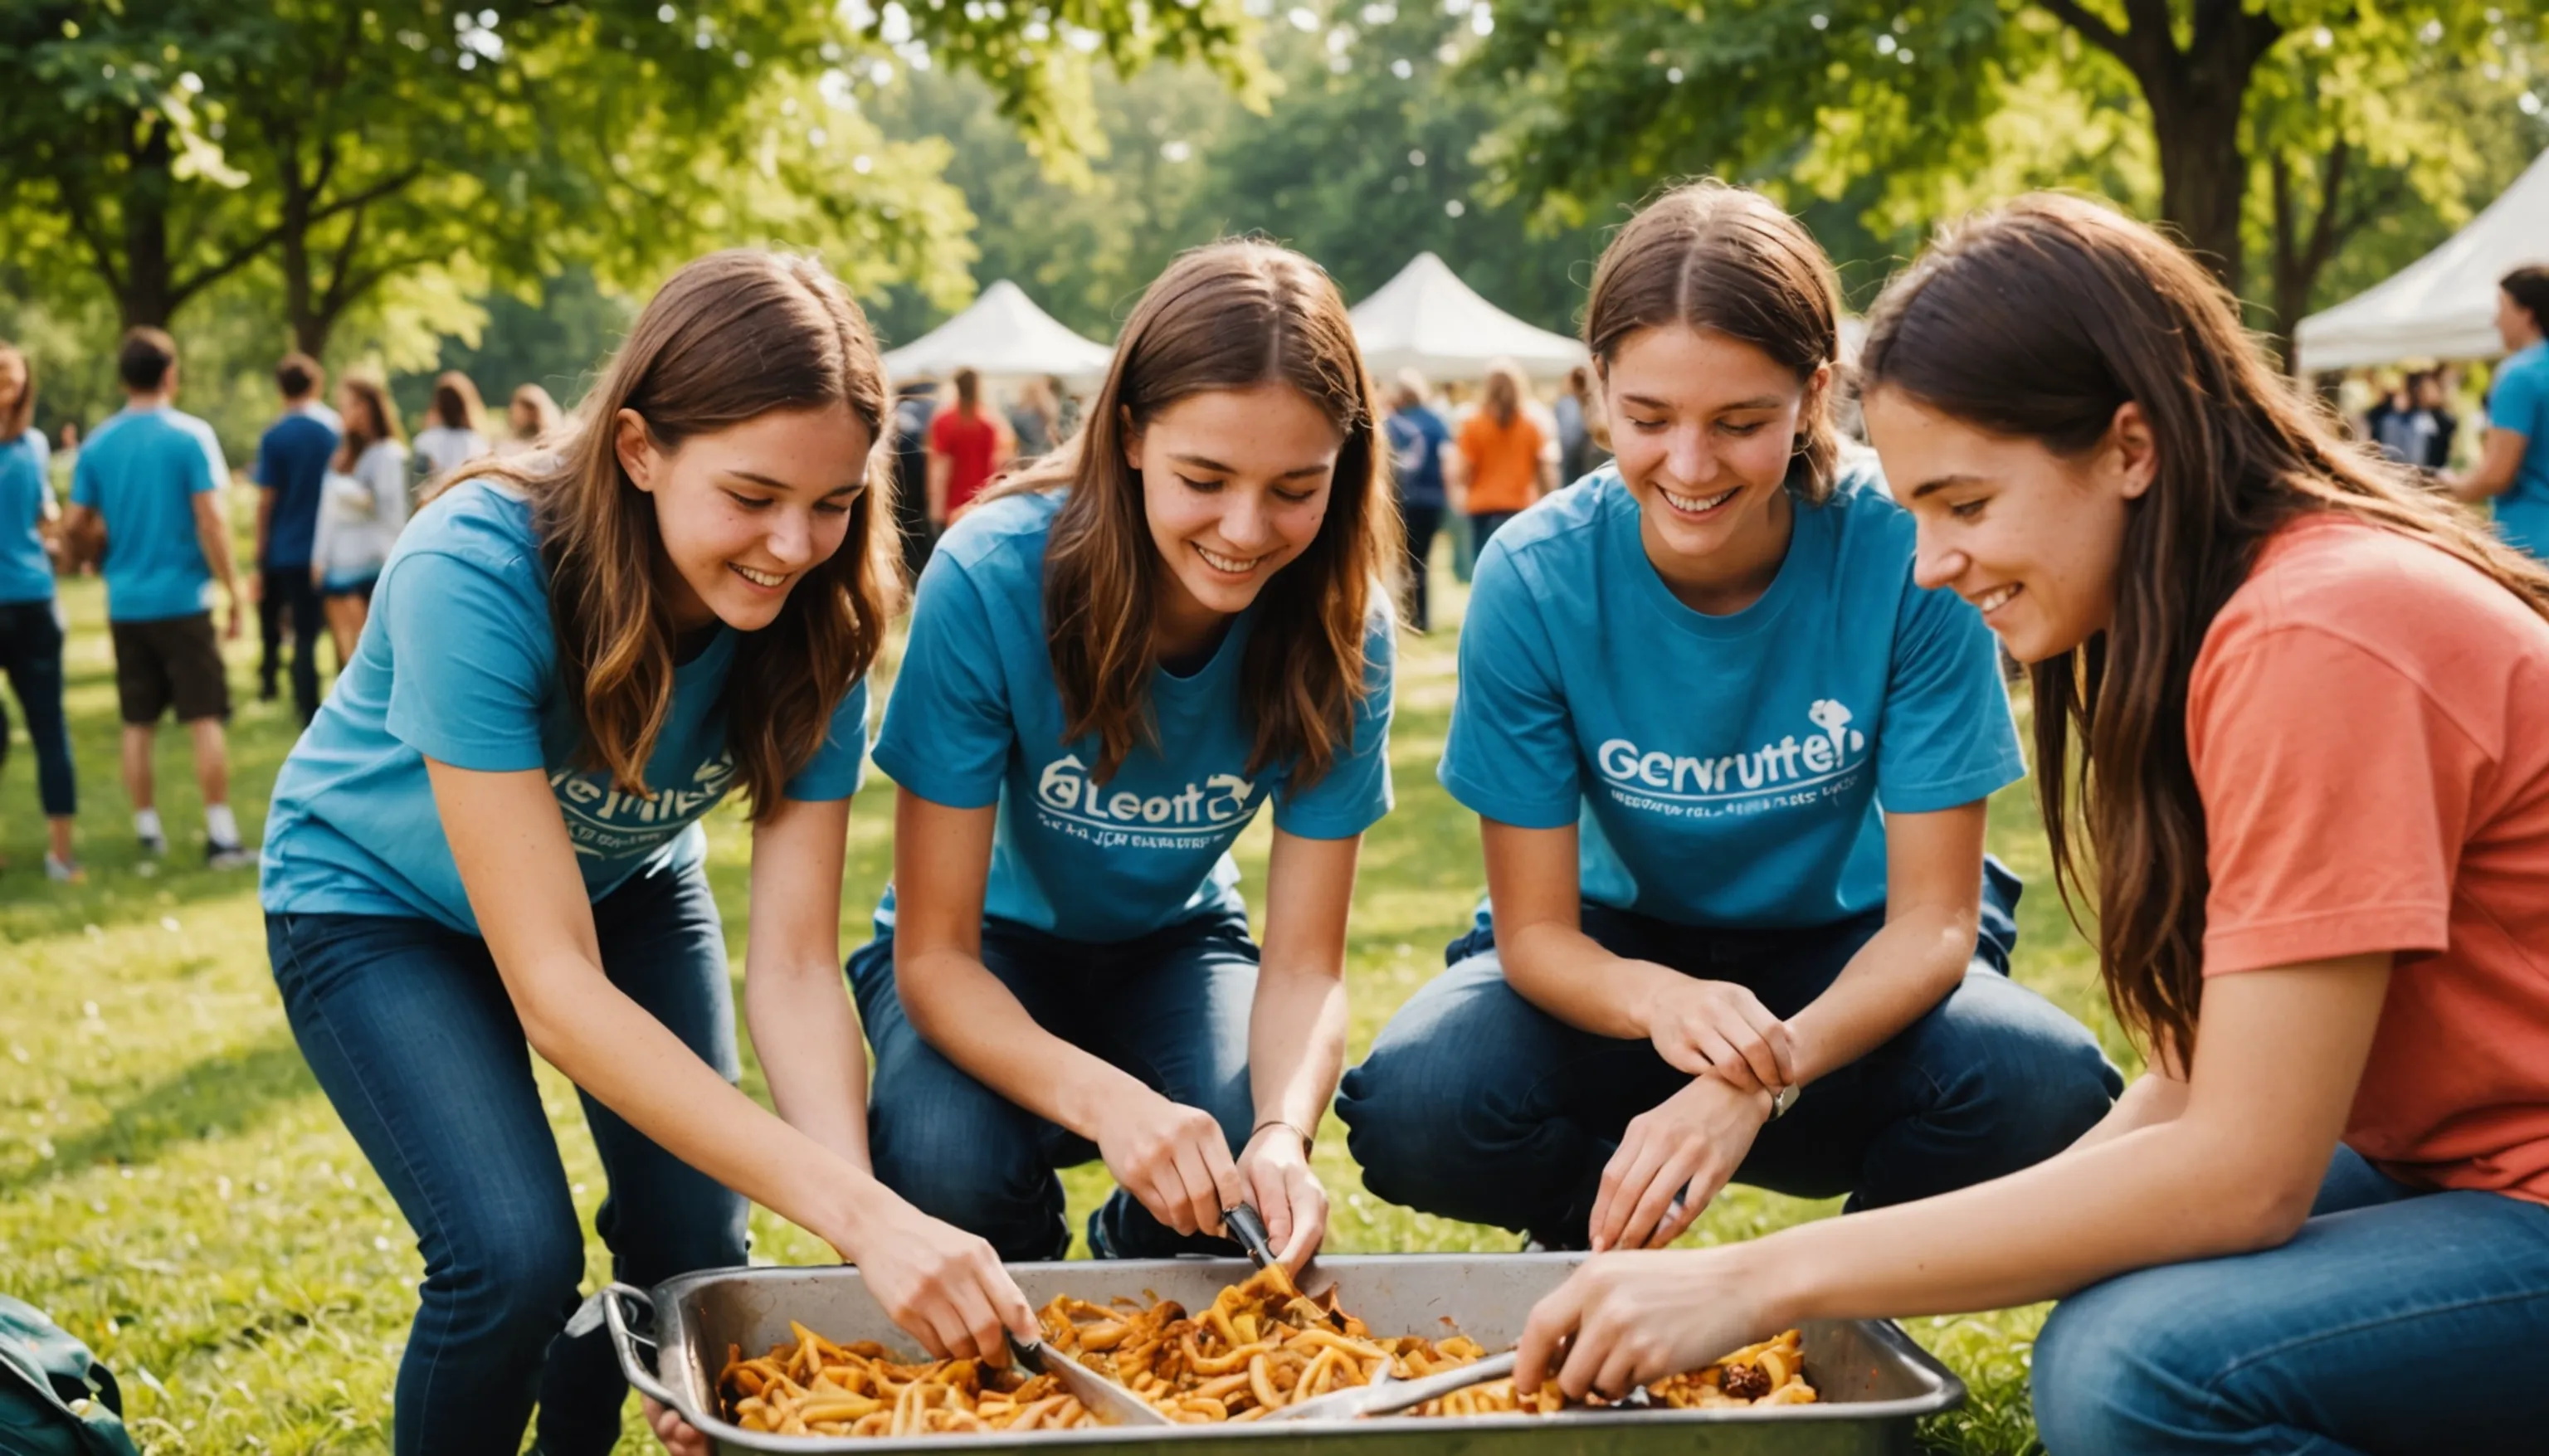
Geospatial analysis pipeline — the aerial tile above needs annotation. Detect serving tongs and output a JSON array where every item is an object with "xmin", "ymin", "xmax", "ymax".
[
  {"xmin": 1005, "ymin": 1333, "xmax": 1173, "ymax": 1427},
  {"xmin": 1264, "ymin": 1350, "xmax": 1519, "ymax": 1423}
]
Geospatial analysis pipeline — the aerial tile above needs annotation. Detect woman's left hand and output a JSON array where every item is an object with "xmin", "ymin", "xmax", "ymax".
[
  {"xmin": 1235, "ymin": 1123, "xmax": 1328, "ymax": 1274},
  {"xmin": 1514, "ymin": 1247, "xmax": 1777, "ymax": 1403},
  {"xmin": 644, "ymin": 1395, "xmax": 709, "ymax": 1456}
]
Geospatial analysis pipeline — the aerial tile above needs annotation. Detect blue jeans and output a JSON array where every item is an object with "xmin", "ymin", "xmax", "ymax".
[
  {"xmin": 1336, "ymin": 863, "xmax": 2121, "ymax": 1241},
  {"xmin": 267, "ymin": 864, "xmax": 747, "ymax": 1456},
  {"xmin": 0, "ymin": 599, "xmax": 77, "ymax": 818},
  {"xmin": 849, "ymin": 908, "xmax": 1259, "ymax": 1262},
  {"xmin": 2033, "ymin": 1147, "xmax": 2549, "ymax": 1454}
]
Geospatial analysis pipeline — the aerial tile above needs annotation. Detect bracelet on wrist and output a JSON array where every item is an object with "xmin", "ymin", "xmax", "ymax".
[{"xmin": 1249, "ymin": 1118, "xmax": 1315, "ymax": 1154}]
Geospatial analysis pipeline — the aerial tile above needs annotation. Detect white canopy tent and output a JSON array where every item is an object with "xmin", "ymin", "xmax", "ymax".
[
  {"xmin": 880, "ymin": 280, "xmax": 1114, "ymax": 387},
  {"xmin": 1350, "ymin": 253, "xmax": 1588, "ymax": 382},
  {"xmin": 2293, "ymin": 148, "xmax": 2549, "ymax": 373}
]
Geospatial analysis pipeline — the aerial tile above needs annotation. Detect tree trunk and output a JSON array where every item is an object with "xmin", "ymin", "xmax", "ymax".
[
  {"xmin": 119, "ymin": 117, "xmax": 177, "ymax": 329},
  {"xmin": 2147, "ymin": 71, "xmax": 2251, "ymax": 296}
]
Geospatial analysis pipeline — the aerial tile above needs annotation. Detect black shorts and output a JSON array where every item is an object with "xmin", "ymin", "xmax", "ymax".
[{"xmin": 110, "ymin": 611, "xmax": 231, "ymax": 725}]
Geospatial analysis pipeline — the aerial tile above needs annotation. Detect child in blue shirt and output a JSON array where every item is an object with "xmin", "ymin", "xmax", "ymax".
[
  {"xmin": 260, "ymin": 251, "xmax": 1034, "ymax": 1456},
  {"xmin": 0, "ymin": 341, "xmax": 80, "ymax": 879},
  {"xmin": 858, "ymin": 241, "xmax": 1398, "ymax": 1273},
  {"xmin": 1338, "ymin": 182, "xmax": 2119, "ymax": 1253}
]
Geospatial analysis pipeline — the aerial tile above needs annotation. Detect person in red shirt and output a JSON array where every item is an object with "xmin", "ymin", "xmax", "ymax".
[
  {"xmin": 927, "ymin": 367, "xmax": 1013, "ymax": 527},
  {"xmin": 1513, "ymin": 194, "xmax": 2549, "ymax": 1453}
]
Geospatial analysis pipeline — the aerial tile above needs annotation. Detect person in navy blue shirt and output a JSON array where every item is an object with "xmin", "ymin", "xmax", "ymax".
[
  {"xmin": 854, "ymin": 241, "xmax": 1399, "ymax": 1274},
  {"xmin": 1384, "ymin": 369, "xmax": 1451, "ymax": 630},
  {"xmin": 1338, "ymin": 182, "xmax": 2119, "ymax": 1254},
  {"xmin": 252, "ymin": 352, "xmax": 340, "ymax": 722},
  {"xmin": 260, "ymin": 252, "xmax": 1035, "ymax": 1456},
  {"xmin": 0, "ymin": 340, "xmax": 80, "ymax": 880}
]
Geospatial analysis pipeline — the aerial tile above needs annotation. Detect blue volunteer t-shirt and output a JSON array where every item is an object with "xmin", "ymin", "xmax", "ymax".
[
  {"xmin": 1440, "ymin": 464, "xmax": 2023, "ymax": 928},
  {"xmin": 70, "ymin": 404, "xmax": 226, "ymax": 621},
  {"xmin": 260, "ymin": 480, "xmax": 871, "ymax": 934},
  {"xmin": 0, "ymin": 430, "xmax": 53, "ymax": 605},
  {"xmin": 254, "ymin": 407, "xmax": 340, "ymax": 571},
  {"xmin": 2488, "ymin": 343, "xmax": 2549, "ymax": 559},
  {"xmin": 872, "ymin": 490, "xmax": 1396, "ymax": 944},
  {"xmin": 1387, "ymin": 407, "xmax": 1450, "ymax": 510}
]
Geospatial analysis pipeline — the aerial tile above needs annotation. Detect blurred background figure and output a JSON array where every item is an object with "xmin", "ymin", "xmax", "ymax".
[
  {"xmin": 312, "ymin": 377, "xmax": 410, "ymax": 665},
  {"xmin": 412, "ymin": 371, "xmax": 490, "ymax": 496},
  {"xmin": 927, "ymin": 365, "xmax": 1011, "ymax": 530},
  {"xmin": 1385, "ymin": 368, "xmax": 1450, "ymax": 631},
  {"xmin": 1554, "ymin": 363, "xmax": 1610, "ymax": 485},
  {"xmin": 2449, "ymin": 265, "xmax": 2549, "ymax": 558},
  {"xmin": 1452, "ymin": 358, "xmax": 1552, "ymax": 555},
  {"xmin": 496, "ymin": 383, "xmax": 562, "ymax": 458},
  {"xmin": 890, "ymin": 374, "xmax": 940, "ymax": 583},
  {"xmin": 1006, "ymin": 374, "xmax": 1061, "ymax": 464},
  {"xmin": 2412, "ymin": 371, "xmax": 2461, "ymax": 473},
  {"xmin": 252, "ymin": 353, "xmax": 339, "ymax": 723},
  {"xmin": 0, "ymin": 340, "xmax": 80, "ymax": 881}
]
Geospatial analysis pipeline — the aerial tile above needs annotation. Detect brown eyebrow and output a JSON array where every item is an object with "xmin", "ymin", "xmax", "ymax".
[
  {"xmin": 1171, "ymin": 453, "xmax": 1328, "ymax": 481},
  {"xmin": 1908, "ymin": 473, "xmax": 1987, "ymax": 501},
  {"xmin": 1618, "ymin": 393, "xmax": 1786, "ymax": 414}
]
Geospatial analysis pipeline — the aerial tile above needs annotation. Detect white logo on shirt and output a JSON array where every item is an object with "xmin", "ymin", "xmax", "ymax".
[
  {"xmin": 1030, "ymin": 754, "xmax": 1255, "ymax": 846},
  {"xmin": 551, "ymin": 749, "xmax": 738, "ymax": 858},
  {"xmin": 1595, "ymin": 699, "xmax": 1866, "ymax": 819}
]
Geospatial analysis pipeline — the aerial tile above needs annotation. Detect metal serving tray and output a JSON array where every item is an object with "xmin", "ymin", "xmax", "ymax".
[{"xmin": 597, "ymin": 1254, "xmax": 1963, "ymax": 1455}]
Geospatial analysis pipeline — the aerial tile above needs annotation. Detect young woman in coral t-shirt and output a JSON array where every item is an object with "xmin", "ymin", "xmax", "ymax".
[{"xmin": 1513, "ymin": 195, "xmax": 2549, "ymax": 1452}]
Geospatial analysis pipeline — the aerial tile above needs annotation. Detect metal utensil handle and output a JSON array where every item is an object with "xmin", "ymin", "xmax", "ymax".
[
  {"xmin": 1357, "ymin": 1350, "xmax": 1521, "ymax": 1418},
  {"xmin": 595, "ymin": 1281, "xmax": 691, "ymax": 1412},
  {"xmin": 1223, "ymin": 1203, "xmax": 1275, "ymax": 1268}
]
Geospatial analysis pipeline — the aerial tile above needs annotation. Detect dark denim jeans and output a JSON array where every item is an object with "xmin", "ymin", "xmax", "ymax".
[
  {"xmin": 1336, "ymin": 862, "xmax": 2122, "ymax": 1241},
  {"xmin": 266, "ymin": 864, "xmax": 746, "ymax": 1456},
  {"xmin": 0, "ymin": 598, "xmax": 76, "ymax": 817},
  {"xmin": 2035, "ymin": 1147, "xmax": 2549, "ymax": 1454},
  {"xmin": 257, "ymin": 565, "xmax": 325, "ymax": 722},
  {"xmin": 849, "ymin": 908, "xmax": 1259, "ymax": 1263}
]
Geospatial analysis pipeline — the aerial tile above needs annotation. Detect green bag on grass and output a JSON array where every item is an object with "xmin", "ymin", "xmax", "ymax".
[{"xmin": 0, "ymin": 1295, "xmax": 142, "ymax": 1456}]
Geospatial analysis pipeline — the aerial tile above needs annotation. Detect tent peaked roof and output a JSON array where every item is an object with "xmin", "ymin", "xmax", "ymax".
[
  {"xmin": 1350, "ymin": 252, "xmax": 1587, "ymax": 381},
  {"xmin": 881, "ymin": 280, "xmax": 1114, "ymax": 385},
  {"xmin": 2294, "ymin": 148, "xmax": 2549, "ymax": 373}
]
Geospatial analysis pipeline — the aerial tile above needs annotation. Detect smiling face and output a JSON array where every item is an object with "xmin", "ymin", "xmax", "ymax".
[
  {"xmin": 1864, "ymin": 387, "xmax": 2155, "ymax": 664},
  {"xmin": 617, "ymin": 404, "xmax": 873, "ymax": 634},
  {"xmin": 1602, "ymin": 324, "xmax": 1825, "ymax": 607},
  {"xmin": 1127, "ymin": 382, "xmax": 1343, "ymax": 652}
]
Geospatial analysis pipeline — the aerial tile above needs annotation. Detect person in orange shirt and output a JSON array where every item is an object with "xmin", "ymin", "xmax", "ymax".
[
  {"xmin": 1512, "ymin": 194, "xmax": 2549, "ymax": 1452},
  {"xmin": 1452, "ymin": 361, "xmax": 1555, "ymax": 551}
]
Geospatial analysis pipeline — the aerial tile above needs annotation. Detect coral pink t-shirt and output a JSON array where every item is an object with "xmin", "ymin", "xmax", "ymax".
[{"xmin": 2190, "ymin": 514, "xmax": 2549, "ymax": 1204}]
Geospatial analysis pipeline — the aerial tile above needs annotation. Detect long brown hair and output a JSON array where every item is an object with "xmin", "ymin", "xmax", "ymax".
[
  {"xmin": 1584, "ymin": 178, "xmax": 1842, "ymax": 503},
  {"xmin": 440, "ymin": 250, "xmax": 897, "ymax": 819},
  {"xmin": 0, "ymin": 342, "xmax": 32, "ymax": 441},
  {"xmin": 985, "ymin": 240, "xmax": 1397, "ymax": 786},
  {"xmin": 332, "ymin": 377, "xmax": 404, "ymax": 471},
  {"xmin": 1481, "ymin": 361, "xmax": 1523, "ymax": 427},
  {"xmin": 1859, "ymin": 194, "xmax": 2549, "ymax": 1068},
  {"xmin": 431, "ymin": 371, "xmax": 487, "ymax": 434}
]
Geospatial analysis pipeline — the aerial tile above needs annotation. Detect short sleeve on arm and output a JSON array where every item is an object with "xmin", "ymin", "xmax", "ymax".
[
  {"xmin": 2192, "ymin": 629, "xmax": 2467, "ymax": 975},
  {"xmin": 1437, "ymin": 544, "xmax": 1581, "ymax": 828},
  {"xmin": 380, "ymin": 550, "xmax": 552, "ymax": 772},
  {"xmin": 68, "ymin": 450, "xmax": 96, "ymax": 509},
  {"xmin": 2490, "ymin": 356, "xmax": 2543, "ymax": 438},
  {"xmin": 1274, "ymin": 613, "xmax": 1396, "ymax": 839},
  {"xmin": 870, "ymin": 556, "xmax": 1015, "ymax": 809},
  {"xmin": 254, "ymin": 430, "xmax": 278, "ymax": 489},
  {"xmin": 1876, "ymin": 574, "xmax": 2026, "ymax": 813},
  {"xmin": 188, "ymin": 421, "xmax": 226, "ymax": 494},
  {"xmin": 782, "ymin": 677, "xmax": 872, "ymax": 801}
]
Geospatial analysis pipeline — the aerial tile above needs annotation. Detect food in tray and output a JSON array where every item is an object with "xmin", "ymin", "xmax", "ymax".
[{"xmin": 719, "ymin": 1266, "xmax": 1816, "ymax": 1436}]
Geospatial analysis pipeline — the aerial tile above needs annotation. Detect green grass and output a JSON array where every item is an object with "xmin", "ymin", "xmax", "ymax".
[{"xmin": 0, "ymin": 509, "xmax": 2131, "ymax": 1453}]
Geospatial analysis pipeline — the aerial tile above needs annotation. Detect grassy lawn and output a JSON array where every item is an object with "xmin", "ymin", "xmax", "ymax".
[{"xmin": 0, "ymin": 504, "xmax": 2131, "ymax": 1453}]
